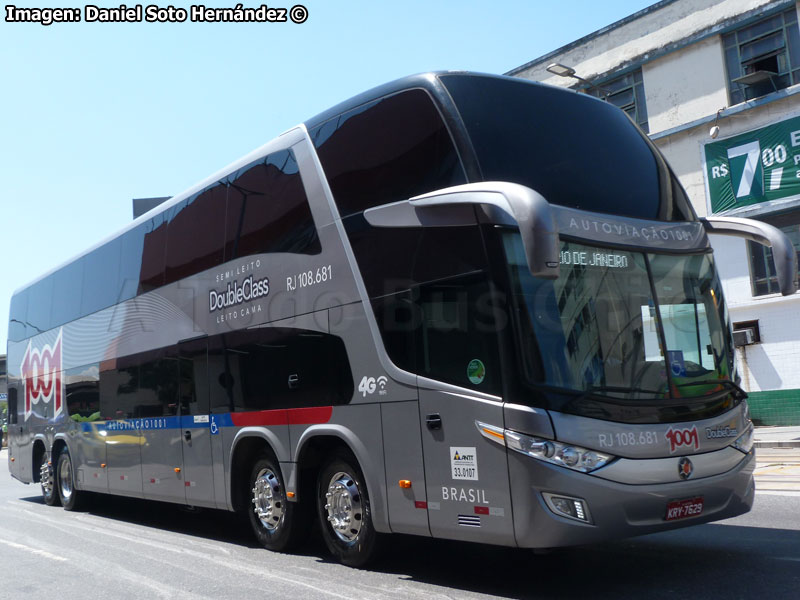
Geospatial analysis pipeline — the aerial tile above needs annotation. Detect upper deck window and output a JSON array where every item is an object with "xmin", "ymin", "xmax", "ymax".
[
  {"xmin": 440, "ymin": 75, "xmax": 685, "ymax": 221},
  {"xmin": 224, "ymin": 149, "xmax": 320, "ymax": 260},
  {"xmin": 724, "ymin": 8, "xmax": 800, "ymax": 104},
  {"xmin": 311, "ymin": 88, "xmax": 466, "ymax": 218}
]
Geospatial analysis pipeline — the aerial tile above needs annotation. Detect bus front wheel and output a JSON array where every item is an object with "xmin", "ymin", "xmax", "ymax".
[{"xmin": 317, "ymin": 452, "xmax": 381, "ymax": 568}]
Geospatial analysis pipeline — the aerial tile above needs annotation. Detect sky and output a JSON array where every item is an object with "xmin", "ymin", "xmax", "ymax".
[{"xmin": 0, "ymin": 0, "xmax": 659, "ymax": 351}]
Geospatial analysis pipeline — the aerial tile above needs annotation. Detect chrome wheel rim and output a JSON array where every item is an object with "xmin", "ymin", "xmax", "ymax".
[
  {"xmin": 324, "ymin": 471, "xmax": 363, "ymax": 542},
  {"xmin": 40, "ymin": 458, "xmax": 54, "ymax": 499},
  {"xmin": 59, "ymin": 456, "xmax": 73, "ymax": 502},
  {"xmin": 252, "ymin": 468, "xmax": 284, "ymax": 531}
]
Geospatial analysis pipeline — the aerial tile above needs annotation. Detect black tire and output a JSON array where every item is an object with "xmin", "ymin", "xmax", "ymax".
[
  {"xmin": 246, "ymin": 454, "xmax": 307, "ymax": 552},
  {"xmin": 317, "ymin": 452, "xmax": 382, "ymax": 568},
  {"xmin": 39, "ymin": 452, "xmax": 59, "ymax": 507},
  {"xmin": 57, "ymin": 450, "xmax": 84, "ymax": 511}
]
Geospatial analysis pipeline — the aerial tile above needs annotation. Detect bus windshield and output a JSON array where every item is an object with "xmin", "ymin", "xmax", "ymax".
[
  {"xmin": 441, "ymin": 73, "xmax": 694, "ymax": 222},
  {"xmin": 502, "ymin": 233, "xmax": 733, "ymax": 400}
]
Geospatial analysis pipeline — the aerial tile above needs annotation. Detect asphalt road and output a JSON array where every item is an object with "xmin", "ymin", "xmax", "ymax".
[{"xmin": 2, "ymin": 447, "xmax": 798, "ymax": 600}]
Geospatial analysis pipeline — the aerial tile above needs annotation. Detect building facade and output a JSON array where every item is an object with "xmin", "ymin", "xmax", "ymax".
[{"xmin": 509, "ymin": 0, "xmax": 800, "ymax": 425}]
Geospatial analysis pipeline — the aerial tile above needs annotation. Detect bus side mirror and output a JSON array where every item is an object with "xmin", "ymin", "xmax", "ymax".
[
  {"xmin": 701, "ymin": 216, "xmax": 799, "ymax": 296},
  {"xmin": 364, "ymin": 182, "xmax": 560, "ymax": 280}
]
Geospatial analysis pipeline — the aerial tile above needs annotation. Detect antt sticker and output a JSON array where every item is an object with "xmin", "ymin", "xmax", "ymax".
[{"xmin": 450, "ymin": 447, "xmax": 479, "ymax": 481}]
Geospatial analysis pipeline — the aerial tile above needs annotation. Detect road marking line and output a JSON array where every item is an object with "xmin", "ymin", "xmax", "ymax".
[
  {"xmin": 2, "ymin": 504, "xmax": 352, "ymax": 599},
  {"xmin": 1, "ymin": 540, "xmax": 68, "ymax": 562}
]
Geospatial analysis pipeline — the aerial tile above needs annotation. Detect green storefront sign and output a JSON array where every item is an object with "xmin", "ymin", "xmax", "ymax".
[{"xmin": 704, "ymin": 115, "xmax": 800, "ymax": 214}]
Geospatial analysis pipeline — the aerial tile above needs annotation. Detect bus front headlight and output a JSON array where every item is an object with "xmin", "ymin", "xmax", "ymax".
[
  {"xmin": 732, "ymin": 422, "xmax": 754, "ymax": 454},
  {"xmin": 477, "ymin": 421, "xmax": 614, "ymax": 473}
]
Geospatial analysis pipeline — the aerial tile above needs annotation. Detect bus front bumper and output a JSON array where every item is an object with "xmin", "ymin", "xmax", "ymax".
[{"xmin": 509, "ymin": 449, "xmax": 755, "ymax": 549}]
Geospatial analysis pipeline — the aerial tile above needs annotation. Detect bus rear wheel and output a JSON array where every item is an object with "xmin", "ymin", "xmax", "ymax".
[
  {"xmin": 247, "ymin": 455, "xmax": 305, "ymax": 552},
  {"xmin": 317, "ymin": 453, "xmax": 381, "ymax": 568},
  {"xmin": 57, "ymin": 450, "xmax": 84, "ymax": 511},
  {"xmin": 39, "ymin": 452, "xmax": 59, "ymax": 507}
]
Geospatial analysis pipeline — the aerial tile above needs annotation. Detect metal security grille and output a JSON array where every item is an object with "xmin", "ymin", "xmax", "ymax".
[
  {"xmin": 457, "ymin": 515, "xmax": 481, "ymax": 528},
  {"xmin": 724, "ymin": 8, "xmax": 800, "ymax": 104}
]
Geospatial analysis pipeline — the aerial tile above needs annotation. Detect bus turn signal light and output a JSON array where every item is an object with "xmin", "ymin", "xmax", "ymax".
[{"xmin": 399, "ymin": 480, "xmax": 412, "ymax": 488}]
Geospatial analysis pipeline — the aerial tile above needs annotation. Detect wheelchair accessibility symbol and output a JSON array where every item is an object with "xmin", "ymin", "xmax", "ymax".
[
  {"xmin": 667, "ymin": 350, "xmax": 686, "ymax": 377},
  {"xmin": 210, "ymin": 416, "xmax": 219, "ymax": 435}
]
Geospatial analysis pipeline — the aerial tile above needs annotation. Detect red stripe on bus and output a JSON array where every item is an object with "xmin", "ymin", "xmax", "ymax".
[
  {"xmin": 231, "ymin": 406, "xmax": 333, "ymax": 427},
  {"xmin": 287, "ymin": 406, "xmax": 333, "ymax": 425},
  {"xmin": 231, "ymin": 410, "xmax": 289, "ymax": 427}
]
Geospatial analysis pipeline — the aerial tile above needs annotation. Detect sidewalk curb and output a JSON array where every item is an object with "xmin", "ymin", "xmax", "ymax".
[{"xmin": 754, "ymin": 441, "xmax": 800, "ymax": 449}]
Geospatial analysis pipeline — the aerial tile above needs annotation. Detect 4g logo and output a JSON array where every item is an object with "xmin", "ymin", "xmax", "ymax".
[
  {"xmin": 358, "ymin": 375, "xmax": 389, "ymax": 397},
  {"xmin": 20, "ymin": 329, "xmax": 64, "ymax": 421}
]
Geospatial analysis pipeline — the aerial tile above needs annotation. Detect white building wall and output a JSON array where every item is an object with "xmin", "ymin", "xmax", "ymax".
[
  {"xmin": 710, "ymin": 233, "xmax": 800, "ymax": 393},
  {"xmin": 643, "ymin": 35, "xmax": 728, "ymax": 134},
  {"xmin": 657, "ymin": 90, "xmax": 800, "ymax": 399},
  {"xmin": 652, "ymin": 127, "xmax": 713, "ymax": 216},
  {"xmin": 514, "ymin": 0, "xmax": 787, "ymax": 90}
]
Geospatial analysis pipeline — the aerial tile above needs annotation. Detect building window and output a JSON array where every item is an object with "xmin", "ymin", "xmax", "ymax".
[
  {"xmin": 747, "ymin": 211, "xmax": 800, "ymax": 296},
  {"xmin": 723, "ymin": 8, "xmax": 800, "ymax": 104},
  {"xmin": 585, "ymin": 69, "xmax": 648, "ymax": 133}
]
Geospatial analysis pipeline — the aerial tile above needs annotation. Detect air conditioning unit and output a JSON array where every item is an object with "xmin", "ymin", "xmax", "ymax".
[{"xmin": 733, "ymin": 328, "xmax": 756, "ymax": 347}]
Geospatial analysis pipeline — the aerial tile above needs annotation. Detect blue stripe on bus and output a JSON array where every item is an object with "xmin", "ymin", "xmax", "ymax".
[
  {"xmin": 77, "ymin": 408, "xmax": 325, "ymax": 432},
  {"xmin": 79, "ymin": 413, "xmax": 233, "ymax": 432}
]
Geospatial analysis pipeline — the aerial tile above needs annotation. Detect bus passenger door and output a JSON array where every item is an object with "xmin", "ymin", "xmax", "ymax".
[
  {"xmin": 419, "ymin": 390, "xmax": 514, "ymax": 545},
  {"xmin": 178, "ymin": 338, "xmax": 216, "ymax": 508},
  {"xmin": 414, "ymin": 275, "xmax": 515, "ymax": 545}
]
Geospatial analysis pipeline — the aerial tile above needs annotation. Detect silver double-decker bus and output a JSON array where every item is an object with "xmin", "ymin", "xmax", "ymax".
[{"xmin": 7, "ymin": 72, "xmax": 797, "ymax": 567}]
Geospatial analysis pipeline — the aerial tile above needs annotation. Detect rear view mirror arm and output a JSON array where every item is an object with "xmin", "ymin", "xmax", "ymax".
[
  {"xmin": 364, "ymin": 182, "xmax": 560, "ymax": 280},
  {"xmin": 701, "ymin": 216, "xmax": 798, "ymax": 296}
]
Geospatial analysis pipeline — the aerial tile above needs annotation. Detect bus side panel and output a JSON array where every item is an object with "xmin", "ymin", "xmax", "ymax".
[
  {"xmin": 5, "ymin": 379, "xmax": 27, "ymax": 483},
  {"xmin": 315, "ymin": 300, "xmax": 428, "ymax": 535},
  {"xmin": 380, "ymin": 401, "xmax": 430, "ymax": 536},
  {"xmin": 73, "ymin": 422, "xmax": 108, "ymax": 492},
  {"xmin": 106, "ymin": 428, "xmax": 144, "ymax": 498},
  {"xmin": 6, "ymin": 339, "xmax": 42, "ymax": 484},
  {"xmin": 141, "ymin": 423, "xmax": 184, "ymax": 503},
  {"xmin": 292, "ymin": 403, "xmax": 389, "ymax": 534},
  {"xmin": 419, "ymin": 389, "xmax": 516, "ymax": 546},
  {"xmin": 211, "ymin": 414, "xmax": 229, "ymax": 510}
]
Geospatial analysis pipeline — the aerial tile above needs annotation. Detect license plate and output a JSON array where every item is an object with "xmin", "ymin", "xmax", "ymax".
[{"xmin": 665, "ymin": 497, "xmax": 704, "ymax": 521}]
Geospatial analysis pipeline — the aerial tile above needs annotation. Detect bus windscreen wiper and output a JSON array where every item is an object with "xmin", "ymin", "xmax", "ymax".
[
  {"xmin": 673, "ymin": 379, "xmax": 747, "ymax": 399},
  {"xmin": 575, "ymin": 385, "xmax": 665, "ymax": 401}
]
